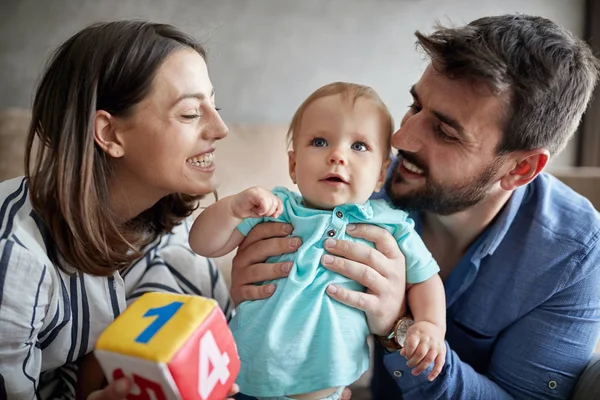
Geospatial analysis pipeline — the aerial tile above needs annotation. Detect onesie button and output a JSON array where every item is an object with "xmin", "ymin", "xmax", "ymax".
[
  {"xmin": 327, "ymin": 230, "xmax": 336, "ymax": 237},
  {"xmin": 336, "ymin": 211, "xmax": 343, "ymax": 218}
]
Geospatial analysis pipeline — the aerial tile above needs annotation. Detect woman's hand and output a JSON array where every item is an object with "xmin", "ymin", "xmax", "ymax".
[
  {"xmin": 321, "ymin": 224, "xmax": 407, "ymax": 335},
  {"xmin": 87, "ymin": 378, "xmax": 239, "ymax": 399},
  {"xmin": 230, "ymin": 222, "xmax": 301, "ymax": 306},
  {"xmin": 87, "ymin": 378, "xmax": 131, "ymax": 400}
]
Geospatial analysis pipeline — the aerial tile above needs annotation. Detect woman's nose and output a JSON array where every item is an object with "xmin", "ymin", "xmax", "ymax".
[{"xmin": 203, "ymin": 108, "xmax": 229, "ymax": 141}]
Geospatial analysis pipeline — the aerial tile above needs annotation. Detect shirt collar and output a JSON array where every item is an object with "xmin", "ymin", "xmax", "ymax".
[{"xmin": 289, "ymin": 190, "xmax": 374, "ymax": 219}]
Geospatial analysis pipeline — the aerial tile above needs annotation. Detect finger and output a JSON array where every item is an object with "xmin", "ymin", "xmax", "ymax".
[
  {"xmin": 274, "ymin": 198, "xmax": 284, "ymax": 218},
  {"xmin": 401, "ymin": 333, "xmax": 420, "ymax": 360},
  {"xmin": 230, "ymin": 262, "xmax": 292, "ymax": 305},
  {"xmin": 238, "ymin": 222, "xmax": 294, "ymax": 252},
  {"xmin": 345, "ymin": 224, "xmax": 403, "ymax": 260},
  {"xmin": 411, "ymin": 348, "xmax": 437, "ymax": 377},
  {"xmin": 227, "ymin": 383, "xmax": 240, "ymax": 397},
  {"xmin": 407, "ymin": 341, "xmax": 430, "ymax": 368},
  {"xmin": 428, "ymin": 353, "xmax": 445, "ymax": 381},
  {"xmin": 234, "ymin": 236, "xmax": 300, "ymax": 267},
  {"xmin": 340, "ymin": 386, "xmax": 352, "ymax": 400},
  {"xmin": 323, "ymin": 238, "xmax": 389, "ymax": 277},
  {"xmin": 87, "ymin": 378, "xmax": 131, "ymax": 400},
  {"xmin": 321, "ymin": 253, "xmax": 386, "ymax": 292},
  {"xmin": 326, "ymin": 284, "xmax": 377, "ymax": 312}
]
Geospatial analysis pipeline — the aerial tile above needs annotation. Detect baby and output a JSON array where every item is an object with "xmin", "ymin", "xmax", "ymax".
[{"xmin": 190, "ymin": 82, "xmax": 446, "ymax": 400}]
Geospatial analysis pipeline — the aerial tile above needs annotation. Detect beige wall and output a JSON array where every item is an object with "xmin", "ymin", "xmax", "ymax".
[{"xmin": 0, "ymin": 0, "xmax": 586, "ymax": 167}]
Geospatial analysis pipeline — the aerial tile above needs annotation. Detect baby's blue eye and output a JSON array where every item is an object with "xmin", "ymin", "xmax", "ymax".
[
  {"xmin": 311, "ymin": 138, "xmax": 328, "ymax": 147},
  {"xmin": 352, "ymin": 142, "xmax": 368, "ymax": 152}
]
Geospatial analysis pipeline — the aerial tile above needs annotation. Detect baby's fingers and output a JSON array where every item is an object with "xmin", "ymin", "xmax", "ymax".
[
  {"xmin": 400, "ymin": 333, "xmax": 420, "ymax": 360},
  {"xmin": 427, "ymin": 353, "xmax": 445, "ymax": 381},
  {"xmin": 410, "ymin": 347, "xmax": 436, "ymax": 376}
]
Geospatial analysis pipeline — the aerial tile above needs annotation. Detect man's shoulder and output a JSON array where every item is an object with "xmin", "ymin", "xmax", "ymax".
[{"xmin": 522, "ymin": 173, "xmax": 600, "ymax": 248}]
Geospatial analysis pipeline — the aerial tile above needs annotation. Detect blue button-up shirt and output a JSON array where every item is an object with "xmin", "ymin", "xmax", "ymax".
[{"xmin": 371, "ymin": 172, "xmax": 600, "ymax": 399}]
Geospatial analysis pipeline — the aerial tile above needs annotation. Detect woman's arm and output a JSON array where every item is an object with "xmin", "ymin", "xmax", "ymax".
[{"xmin": 0, "ymin": 239, "xmax": 50, "ymax": 398}]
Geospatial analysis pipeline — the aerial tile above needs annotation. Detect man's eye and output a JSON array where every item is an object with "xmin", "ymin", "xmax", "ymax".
[
  {"xmin": 435, "ymin": 127, "xmax": 458, "ymax": 143},
  {"xmin": 408, "ymin": 103, "xmax": 421, "ymax": 113},
  {"xmin": 182, "ymin": 114, "xmax": 201, "ymax": 120},
  {"xmin": 351, "ymin": 142, "xmax": 368, "ymax": 152},
  {"xmin": 311, "ymin": 137, "xmax": 327, "ymax": 147}
]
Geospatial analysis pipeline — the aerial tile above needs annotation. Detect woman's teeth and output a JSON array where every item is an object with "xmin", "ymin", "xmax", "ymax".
[
  {"xmin": 402, "ymin": 159, "xmax": 424, "ymax": 174},
  {"xmin": 187, "ymin": 152, "xmax": 214, "ymax": 167}
]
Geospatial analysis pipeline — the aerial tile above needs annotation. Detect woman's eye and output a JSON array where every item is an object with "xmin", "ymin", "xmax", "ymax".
[
  {"xmin": 351, "ymin": 141, "xmax": 368, "ymax": 152},
  {"xmin": 311, "ymin": 137, "xmax": 327, "ymax": 147}
]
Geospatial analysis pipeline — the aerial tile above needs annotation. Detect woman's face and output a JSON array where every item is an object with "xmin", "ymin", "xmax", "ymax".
[{"xmin": 112, "ymin": 48, "xmax": 228, "ymax": 205}]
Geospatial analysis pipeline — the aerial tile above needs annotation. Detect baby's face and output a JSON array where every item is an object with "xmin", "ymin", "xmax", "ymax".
[{"xmin": 288, "ymin": 94, "xmax": 391, "ymax": 209}]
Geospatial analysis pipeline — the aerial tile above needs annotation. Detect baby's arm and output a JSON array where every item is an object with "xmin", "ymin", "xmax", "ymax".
[
  {"xmin": 189, "ymin": 187, "xmax": 283, "ymax": 258},
  {"xmin": 407, "ymin": 275, "xmax": 446, "ymax": 333},
  {"xmin": 403, "ymin": 275, "xmax": 446, "ymax": 381}
]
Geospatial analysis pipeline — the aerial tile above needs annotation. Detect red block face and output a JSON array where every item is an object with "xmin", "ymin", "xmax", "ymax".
[{"xmin": 168, "ymin": 307, "xmax": 240, "ymax": 400}]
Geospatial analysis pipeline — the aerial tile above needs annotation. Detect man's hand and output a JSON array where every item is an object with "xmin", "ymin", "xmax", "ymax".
[
  {"xmin": 321, "ymin": 224, "xmax": 407, "ymax": 335},
  {"xmin": 230, "ymin": 222, "xmax": 301, "ymax": 306},
  {"xmin": 401, "ymin": 321, "xmax": 446, "ymax": 381}
]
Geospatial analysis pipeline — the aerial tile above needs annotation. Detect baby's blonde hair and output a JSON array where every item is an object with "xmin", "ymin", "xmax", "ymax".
[{"xmin": 287, "ymin": 82, "xmax": 394, "ymax": 155}]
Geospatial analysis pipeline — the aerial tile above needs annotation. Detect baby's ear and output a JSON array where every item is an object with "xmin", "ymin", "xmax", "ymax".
[
  {"xmin": 375, "ymin": 158, "xmax": 391, "ymax": 192},
  {"xmin": 288, "ymin": 150, "xmax": 297, "ymax": 184}
]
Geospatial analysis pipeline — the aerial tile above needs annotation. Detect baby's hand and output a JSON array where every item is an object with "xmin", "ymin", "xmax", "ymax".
[
  {"xmin": 400, "ymin": 321, "xmax": 446, "ymax": 381},
  {"xmin": 232, "ymin": 187, "xmax": 284, "ymax": 220}
]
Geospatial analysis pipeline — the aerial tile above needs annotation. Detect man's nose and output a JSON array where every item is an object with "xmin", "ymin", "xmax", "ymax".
[{"xmin": 391, "ymin": 114, "xmax": 424, "ymax": 153}]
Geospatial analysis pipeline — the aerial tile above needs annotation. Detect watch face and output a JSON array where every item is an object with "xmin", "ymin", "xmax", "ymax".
[{"xmin": 395, "ymin": 318, "xmax": 414, "ymax": 347}]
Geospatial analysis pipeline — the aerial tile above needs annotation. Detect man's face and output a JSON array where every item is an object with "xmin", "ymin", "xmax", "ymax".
[{"xmin": 387, "ymin": 64, "xmax": 508, "ymax": 215}]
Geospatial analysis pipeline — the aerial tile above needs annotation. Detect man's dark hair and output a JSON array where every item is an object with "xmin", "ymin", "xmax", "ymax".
[{"xmin": 416, "ymin": 14, "xmax": 600, "ymax": 155}]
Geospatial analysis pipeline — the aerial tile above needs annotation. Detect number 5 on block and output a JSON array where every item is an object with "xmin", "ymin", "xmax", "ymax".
[{"xmin": 95, "ymin": 292, "xmax": 240, "ymax": 400}]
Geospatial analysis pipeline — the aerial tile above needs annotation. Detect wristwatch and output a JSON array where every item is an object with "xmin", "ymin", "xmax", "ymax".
[{"xmin": 377, "ymin": 316, "xmax": 414, "ymax": 352}]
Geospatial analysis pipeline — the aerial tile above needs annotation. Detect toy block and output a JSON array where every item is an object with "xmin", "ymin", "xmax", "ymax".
[{"xmin": 95, "ymin": 292, "xmax": 240, "ymax": 400}]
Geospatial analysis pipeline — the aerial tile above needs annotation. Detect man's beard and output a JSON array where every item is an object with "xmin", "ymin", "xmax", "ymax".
[{"xmin": 385, "ymin": 152, "xmax": 503, "ymax": 216}]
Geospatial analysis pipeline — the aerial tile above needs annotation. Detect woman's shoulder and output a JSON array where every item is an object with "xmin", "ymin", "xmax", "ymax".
[{"xmin": 0, "ymin": 176, "xmax": 57, "ymax": 265}]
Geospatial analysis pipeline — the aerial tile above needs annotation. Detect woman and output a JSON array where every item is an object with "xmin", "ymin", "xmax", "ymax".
[{"xmin": 0, "ymin": 20, "xmax": 237, "ymax": 399}]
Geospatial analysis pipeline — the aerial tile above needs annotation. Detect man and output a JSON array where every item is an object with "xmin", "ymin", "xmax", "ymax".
[{"xmin": 231, "ymin": 14, "xmax": 600, "ymax": 399}]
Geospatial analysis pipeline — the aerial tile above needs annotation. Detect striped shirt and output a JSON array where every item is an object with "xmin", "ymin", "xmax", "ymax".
[{"xmin": 0, "ymin": 177, "xmax": 233, "ymax": 399}]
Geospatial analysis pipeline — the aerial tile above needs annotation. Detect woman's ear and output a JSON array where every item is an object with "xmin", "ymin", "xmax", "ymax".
[
  {"xmin": 500, "ymin": 149, "xmax": 549, "ymax": 191},
  {"xmin": 288, "ymin": 150, "xmax": 297, "ymax": 184},
  {"xmin": 94, "ymin": 110, "xmax": 125, "ymax": 158},
  {"xmin": 374, "ymin": 158, "xmax": 391, "ymax": 192}
]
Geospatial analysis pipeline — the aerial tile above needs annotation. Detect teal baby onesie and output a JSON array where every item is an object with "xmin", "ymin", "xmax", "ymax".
[{"xmin": 230, "ymin": 187, "xmax": 440, "ymax": 397}]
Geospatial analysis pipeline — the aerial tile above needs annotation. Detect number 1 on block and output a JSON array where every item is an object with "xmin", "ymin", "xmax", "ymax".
[{"xmin": 135, "ymin": 301, "xmax": 184, "ymax": 344}]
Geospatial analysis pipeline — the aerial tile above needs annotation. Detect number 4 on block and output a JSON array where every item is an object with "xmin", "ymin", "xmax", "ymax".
[{"xmin": 95, "ymin": 292, "xmax": 240, "ymax": 400}]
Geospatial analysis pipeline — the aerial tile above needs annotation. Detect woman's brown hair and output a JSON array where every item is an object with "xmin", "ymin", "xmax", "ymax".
[{"xmin": 25, "ymin": 20, "xmax": 206, "ymax": 276}]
